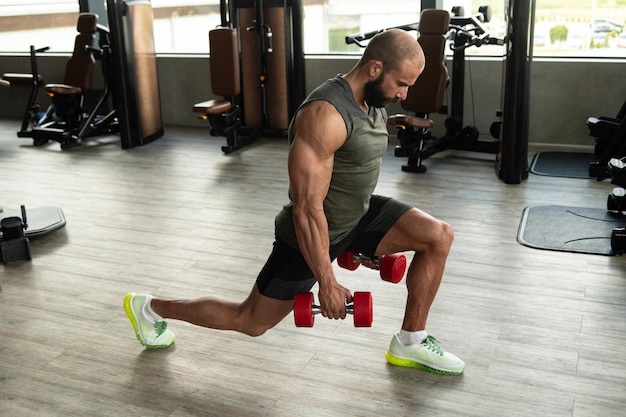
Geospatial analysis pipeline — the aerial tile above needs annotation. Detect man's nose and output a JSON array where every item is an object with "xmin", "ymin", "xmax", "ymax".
[{"xmin": 397, "ymin": 87, "xmax": 409, "ymax": 101}]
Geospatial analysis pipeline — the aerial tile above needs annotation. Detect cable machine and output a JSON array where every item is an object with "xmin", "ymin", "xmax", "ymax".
[
  {"xmin": 494, "ymin": 0, "xmax": 536, "ymax": 184},
  {"xmin": 346, "ymin": 6, "xmax": 502, "ymax": 174},
  {"xmin": 346, "ymin": 1, "xmax": 535, "ymax": 183}
]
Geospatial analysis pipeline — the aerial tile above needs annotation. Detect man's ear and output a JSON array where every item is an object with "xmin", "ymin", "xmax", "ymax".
[{"xmin": 368, "ymin": 60, "xmax": 383, "ymax": 78}]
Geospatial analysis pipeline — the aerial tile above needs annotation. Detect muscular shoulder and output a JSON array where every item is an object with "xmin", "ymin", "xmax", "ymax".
[
  {"xmin": 295, "ymin": 100, "xmax": 342, "ymax": 124},
  {"xmin": 291, "ymin": 100, "xmax": 347, "ymax": 156}
]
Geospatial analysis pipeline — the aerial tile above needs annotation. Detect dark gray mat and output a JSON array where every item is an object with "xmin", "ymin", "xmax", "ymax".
[
  {"xmin": 518, "ymin": 205, "xmax": 625, "ymax": 256},
  {"xmin": 529, "ymin": 152, "xmax": 596, "ymax": 179}
]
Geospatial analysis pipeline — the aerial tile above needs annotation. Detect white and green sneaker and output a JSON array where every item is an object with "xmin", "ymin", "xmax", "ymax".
[
  {"xmin": 385, "ymin": 333, "xmax": 465, "ymax": 375},
  {"xmin": 123, "ymin": 293, "xmax": 175, "ymax": 349}
]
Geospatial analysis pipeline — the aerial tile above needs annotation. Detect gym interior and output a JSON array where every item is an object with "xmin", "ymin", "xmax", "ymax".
[{"xmin": 1, "ymin": 0, "xmax": 625, "ymax": 416}]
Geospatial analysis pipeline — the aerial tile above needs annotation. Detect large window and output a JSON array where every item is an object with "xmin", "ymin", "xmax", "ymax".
[
  {"xmin": 0, "ymin": 0, "xmax": 624, "ymax": 58},
  {"xmin": 315, "ymin": 0, "xmax": 626, "ymax": 58},
  {"xmin": 0, "ymin": 0, "xmax": 79, "ymax": 54},
  {"xmin": 531, "ymin": 0, "xmax": 626, "ymax": 57}
]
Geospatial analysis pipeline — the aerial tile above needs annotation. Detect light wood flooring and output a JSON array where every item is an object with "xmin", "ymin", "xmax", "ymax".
[{"xmin": 1, "ymin": 119, "xmax": 625, "ymax": 417}]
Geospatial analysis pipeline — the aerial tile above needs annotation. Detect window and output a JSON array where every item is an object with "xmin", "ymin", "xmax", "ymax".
[
  {"xmin": 322, "ymin": 0, "xmax": 626, "ymax": 58},
  {"xmin": 0, "ymin": 0, "xmax": 624, "ymax": 58},
  {"xmin": 0, "ymin": 0, "xmax": 79, "ymax": 53},
  {"xmin": 150, "ymin": 0, "xmax": 221, "ymax": 54},
  {"xmin": 532, "ymin": 0, "xmax": 626, "ymax": 57}
]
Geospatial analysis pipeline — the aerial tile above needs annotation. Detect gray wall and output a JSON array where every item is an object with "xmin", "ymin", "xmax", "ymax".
[{"xmin": 1, "ymin": 53, "xmax": 624, "ymax": 148}]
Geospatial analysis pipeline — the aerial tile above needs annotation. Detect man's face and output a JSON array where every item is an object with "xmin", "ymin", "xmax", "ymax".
[
  {"xmin": 363, "ymin": 72, "xmax": 393, "ymax": 108},
  {"xmin": 364, "ymin": 62, "xmax": 422, "ymax": 108}
]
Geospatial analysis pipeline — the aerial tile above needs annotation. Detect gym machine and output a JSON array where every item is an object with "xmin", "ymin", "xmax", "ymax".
[
  {"xmin": 346, "ymin": 1, "xmax": 535, "ymax": 183},
  {"xmin": 2, "ymin": 14, "xmax": 119, "ymax": 149},
  {"xmin": 0, "ymin": 205, "xmax": 67, "ymax": 264},
  {"xmin": 494, "ymin": 0, "xmax": 536, "ymax": 184},
  {"xmin": 107, "ymin": 0, "xmax": 164, "ymax": 149},
  {"xmin": 1, "ymin": 45, "xmax": 47, "ymax": 138},
  {"xmin": 588, "ymin": 102, "xmax": 626, "ymax": 181},
  {"xmin": 587, "ymin": 99, "xmax": 625, "ymax": 157},
  {"xmin": 1, "ymin": 206, "xmax": 31, "ymax": 264},
  {"xmin": 346, "ymin": 6, "xmax": 502, "ymax": 174},
  {"xmin": 193, "ymin": 0, "xmax": 306, "ymax": 153}
]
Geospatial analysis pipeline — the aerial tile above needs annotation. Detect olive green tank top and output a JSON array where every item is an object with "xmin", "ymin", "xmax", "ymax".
[{"xmin": 274, "ymin": 75, "xmax": 389, "ymax": 249}]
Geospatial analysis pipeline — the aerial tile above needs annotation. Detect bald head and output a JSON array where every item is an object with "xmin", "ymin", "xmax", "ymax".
[{"xmin": 359, "ymin": 29, "xmax": 425, "ymax": 73}]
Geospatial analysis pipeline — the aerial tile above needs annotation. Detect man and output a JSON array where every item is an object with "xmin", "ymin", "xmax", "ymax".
[{"xmin": 124, "ymin": 29, "xmax": 465, "ymax": 375}]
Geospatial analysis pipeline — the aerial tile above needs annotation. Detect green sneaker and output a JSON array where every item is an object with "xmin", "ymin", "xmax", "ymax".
[
  {"xmin": 123, "ymin": 293, "xmax": 175, "ymax": 349},
  {"xmin": 385, "ymin": 333, "xmax": 465, "ymax": 375}
]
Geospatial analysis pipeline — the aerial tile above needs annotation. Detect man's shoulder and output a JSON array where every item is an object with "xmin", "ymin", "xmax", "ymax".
[{"xmin": 307, "ymin": 76, "xmax": 349, "ymax": 100}]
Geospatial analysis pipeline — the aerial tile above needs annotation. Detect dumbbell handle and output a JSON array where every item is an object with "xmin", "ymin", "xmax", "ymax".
[
  {"xmin": 351, "ymin": 253, "xmax": 381, "ymax": 267},
  {"xmin": 310, "ymin": 304, "xmax": 355, "ymax": 316}
]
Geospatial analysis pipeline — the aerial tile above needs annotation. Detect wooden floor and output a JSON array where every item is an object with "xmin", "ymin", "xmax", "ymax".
[{"xmin": 1, "ymin": 119, "xmax": 625, "ymax": 417}]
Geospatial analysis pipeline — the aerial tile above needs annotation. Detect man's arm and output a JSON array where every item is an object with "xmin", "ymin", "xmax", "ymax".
[{"xmin": 288, "ymin": 101, "xmax": 352, "ymax": 320}]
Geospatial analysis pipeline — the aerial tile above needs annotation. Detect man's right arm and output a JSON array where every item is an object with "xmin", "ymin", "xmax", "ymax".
[{"xmin": 288, "ymin": 101, "xmax": 352, "ymax": 319}]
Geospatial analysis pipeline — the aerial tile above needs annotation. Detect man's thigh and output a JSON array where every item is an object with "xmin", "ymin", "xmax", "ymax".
[
  {"xmin": 343, "ymin": 195, "xmax": 413, "ymax": 257},
  {"xmin": 255, "ymin": 240, "xmax": 317, "ymax": 301}
]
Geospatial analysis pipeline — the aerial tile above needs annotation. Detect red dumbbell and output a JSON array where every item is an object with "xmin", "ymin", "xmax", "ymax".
[
  {"xmin": 293, "ymin": 291, "xmax": 373, "ymax": 328},
  {"xmin": 336, "ymin": 252, "xmax": 406, "ymax": 284}
]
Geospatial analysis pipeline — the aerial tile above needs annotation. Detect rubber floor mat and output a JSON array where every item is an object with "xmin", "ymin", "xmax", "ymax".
[
  {"xmin": 529, "ymin": 152, "xmax": 596, "ymax": 179},
  {"xmin": 518, "ymin": 205, "xmax": 625, "ymax": 256}
]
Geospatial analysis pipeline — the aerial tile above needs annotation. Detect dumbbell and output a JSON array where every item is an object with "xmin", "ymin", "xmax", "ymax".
[
  {"xmin": 293, "ymin": 291, "xmax": 373, "ymax": 327},
  {"xmin": 609, "ymin": 157, "xmax": 626, "ymax": 188},
  {"xmin": 611, "ymin": 227, "xmax": 626, "ymax": 253},
  {"xmin": 336, "ymin": 252, "xmax": 406, "ymax": 283},
  {"xmin": 607, "ymin": 187, "xmax": 626, "ymax": 213}
]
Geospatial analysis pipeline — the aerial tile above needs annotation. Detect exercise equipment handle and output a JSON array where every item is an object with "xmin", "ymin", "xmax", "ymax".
[
  {"xmin": 448, "ymin": 12, "xmax": 504, "ymax": 51},
  {"xmin": 345, "ymin": 23, "xmax": 419, "ymax": 47},
  {"xmin": 20, "ymin": 205, "xmax": 28, "ymax": 230}
]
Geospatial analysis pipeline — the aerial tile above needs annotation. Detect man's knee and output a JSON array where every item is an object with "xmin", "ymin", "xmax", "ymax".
[
  {"xmin": 234, "ymin": 300, "xmax": 283, "ymax": 337},
  {"xmin": 438, "ymin": 220, "xmax": 454, "ymax": 249},
  {"xmin": 240, "ymin": 323, "xmax": 272, "ymax": 337},
  {"xmin": 422, "ymin": 216, "xmax": 454, "ymax": 255}
]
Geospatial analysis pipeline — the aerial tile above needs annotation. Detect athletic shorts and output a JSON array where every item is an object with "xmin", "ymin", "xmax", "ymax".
[{"xmin": 256, "ymin": 195, "xmax": 413, "ymax": 300}]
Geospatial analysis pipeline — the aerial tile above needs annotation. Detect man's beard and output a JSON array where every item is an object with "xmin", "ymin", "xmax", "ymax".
[{"xmin": 363, "ymin": 74, "xmax": 396, "ymax": 108}]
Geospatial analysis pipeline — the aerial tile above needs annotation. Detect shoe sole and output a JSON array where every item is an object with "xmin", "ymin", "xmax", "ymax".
[
  {"xmin": 385, "ymin": 351, "xmax": 464, "ymax": 376},
  {"xmin": 123, "ymin": 293, "xmax": 173, "ymax": 349}
]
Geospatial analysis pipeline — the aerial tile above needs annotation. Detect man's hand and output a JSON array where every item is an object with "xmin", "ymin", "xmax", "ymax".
[{"xmin": 318, "ymin": 281, "xmax": 353, "ymax": 320}]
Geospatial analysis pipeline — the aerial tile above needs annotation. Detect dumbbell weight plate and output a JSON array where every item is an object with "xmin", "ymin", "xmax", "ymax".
[
  {"xmin": 607, "ymin": 187, "xmax": 625, "ymax": 212},
  {"xmin": 608, "ymin": 193, "xmax": 618, "ymax": 211},
  {"xmin": 293, "ymin": 292, "xmax": 315, "ymax": 327},
  {"xmin": 337, "ymin": 252, "xmax": 360, "ymax": 271},
  {"xmin": 352, "ymin": 292, "xmax": 373, "ymax": 327},
  {"xmin": 611, "ymin": 227, "xmax": 626, "ymax": 252},
  {"xmin": 379, "ymin": 253, "xmax": 406, "ymax": 284}
]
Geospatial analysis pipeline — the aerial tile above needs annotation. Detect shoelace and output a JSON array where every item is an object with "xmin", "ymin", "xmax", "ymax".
[
  {"xmin": 154, "ymin": 320, "xmax": 167, "ymax": 337},
  {"xmin": 422, "ymin": 335, "xmax": 444, "ymax": 356}
]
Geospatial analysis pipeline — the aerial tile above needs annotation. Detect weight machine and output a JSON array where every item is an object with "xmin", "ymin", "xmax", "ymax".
[
  {"xmin": 588, "ymin": 99, "xmax": 626, "ymax": 181},
  {"xmin": 193, "ymin": 0, "xmax": 306, "ymax": 153},
  {"xmin": 3, "ymin": 14, "xmax": 119, "ymax": 149},
  {"xmin": 346, "ymin": 0, "xmax": 535, "ymax": 184},
  {"xmin": 346, "ymin": 6, "xmax": 503, "ymax": 173},
  {"xmin": 495, "ymin": 0, "xmax": 536, "ymax": 184}
]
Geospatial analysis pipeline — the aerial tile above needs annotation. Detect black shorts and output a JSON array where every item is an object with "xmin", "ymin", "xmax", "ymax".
[{"xmin": 256, "ymin": 195, "xmax": 412, "ymax": 300}]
